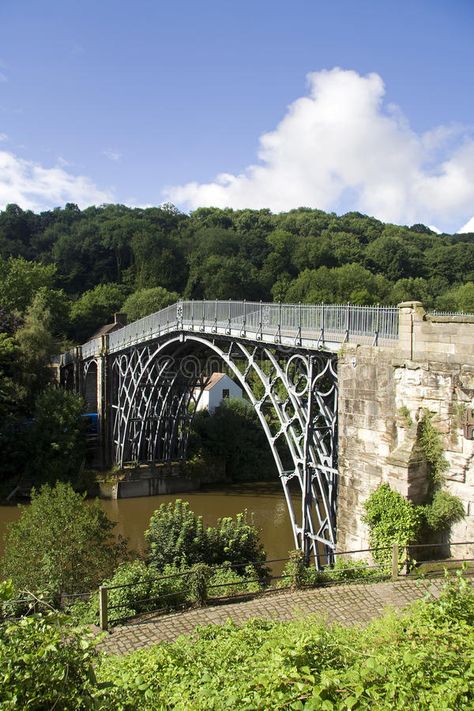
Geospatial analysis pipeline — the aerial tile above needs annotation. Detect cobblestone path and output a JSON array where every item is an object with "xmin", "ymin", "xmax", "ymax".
[{"xmin": 99, "ymin": 578, "xmax": 445, "ymax": 656}]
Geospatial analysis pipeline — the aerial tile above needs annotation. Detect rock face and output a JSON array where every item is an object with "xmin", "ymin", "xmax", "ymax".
[{"xmin": 337, "ymin": 302, "xmax": 474, "ymax": 557}]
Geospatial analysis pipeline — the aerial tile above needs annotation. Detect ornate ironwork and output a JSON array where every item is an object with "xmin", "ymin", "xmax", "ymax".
[{"xmin": 61, "ymin": 298, "xmax": 398, "ymax": 566}]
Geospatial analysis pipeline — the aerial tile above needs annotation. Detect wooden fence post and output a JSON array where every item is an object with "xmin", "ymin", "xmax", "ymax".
[
  {"xmin": 391, "ymin": 544, "xmax": 399, "ymax": 581},
  {"xmin": 99, "ymin": 586, "xmax": 108, "ymax": 631}
]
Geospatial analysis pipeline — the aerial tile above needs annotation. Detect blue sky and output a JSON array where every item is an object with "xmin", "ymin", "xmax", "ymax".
[{"xmin": 0, "ymin": 0, "xmax": 473, "ymax": 232}]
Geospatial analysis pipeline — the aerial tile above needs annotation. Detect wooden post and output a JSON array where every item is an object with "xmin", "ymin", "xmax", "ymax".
[
  {"xmin": 99, "ymin": 586, "xmax": 108, "ymax": 631},
  {"xmin": 391, "ymin": 544, "xmax": 399, "ymax": 581}
]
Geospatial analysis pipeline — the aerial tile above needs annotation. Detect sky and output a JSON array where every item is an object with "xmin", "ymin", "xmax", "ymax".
[{"xmin": 0, "ymin": 0, "xmax": 473, "ymax": 233}]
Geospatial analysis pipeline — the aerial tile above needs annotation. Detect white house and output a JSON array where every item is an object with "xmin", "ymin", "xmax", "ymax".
[{"xmin": 194, "ymin": 372, "xmax": 243, "ymax": 414}]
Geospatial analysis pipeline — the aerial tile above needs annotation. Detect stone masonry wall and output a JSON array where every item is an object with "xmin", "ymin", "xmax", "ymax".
[{"xmin": 337, "ymin": 302, "xmax": 474, "ymax": 557}]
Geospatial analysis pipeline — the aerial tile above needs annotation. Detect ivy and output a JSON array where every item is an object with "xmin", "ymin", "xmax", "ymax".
[
  {"xmin": 418, "ymin": 410, "xmax": 449, "ymax": 487},
  {"xmin": 362, "ymin": 484, "xmax": 423, "ymax": 566},
  {"xmin": 364, "ymin": 411, "xmax": 465, "ymax": 565}
]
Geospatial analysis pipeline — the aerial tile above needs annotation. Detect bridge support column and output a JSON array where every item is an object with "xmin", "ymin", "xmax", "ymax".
[
  {"xmin": 96, "ymin": 335, "xmax": 111, "ymax": 469},
  {"xmin": 337, "ymin": 302, "xmax": 474, "ymax": 557}
]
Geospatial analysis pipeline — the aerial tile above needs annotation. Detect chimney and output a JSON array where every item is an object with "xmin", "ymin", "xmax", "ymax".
[{"xmin": 113, "ymin": 312, "xmax": 127, "ymax": 328}]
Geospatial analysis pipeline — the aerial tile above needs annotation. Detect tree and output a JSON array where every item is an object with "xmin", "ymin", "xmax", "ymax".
[
  {"xmin": 122, "ymin": 286, "xmax": 179, "ymax": 322},
  {"xmin": 2, "ymin": 482, "xmax": 127, "ymax": 599},
  {"xmin": 0, "ymin": 257, "xmax": 56, "ymax": 315},
  {"xmin": 25, "ymin": 388, "xmax": 87, "ymax": 485},
  {"xmin": 70, "ymin": 283, "xmax": 127, "ymax": 342},
  {"xmin": 145, "ymin": 499, "xmax": 266, "ymax": 571},
  {"xmin": 436, "ymin": 282, "xmax": 474, "ymax": 312},
  {"xmin": 15, "ymin": 290, "xmax": 57, "ymax": 400},
  {"xmin": 190, "ymin": 398, "xmax": 274, "ymax": 481}
]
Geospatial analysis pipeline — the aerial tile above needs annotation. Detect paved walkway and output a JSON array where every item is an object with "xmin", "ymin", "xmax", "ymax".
[{"xmin": 99, "ymin": 578, "xmax": 445, "ymax": 656}]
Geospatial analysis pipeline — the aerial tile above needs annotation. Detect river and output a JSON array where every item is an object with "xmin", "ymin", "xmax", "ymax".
[{"xmin": 0, "ymin": 481, "xmax": 296, "ymax": 564}]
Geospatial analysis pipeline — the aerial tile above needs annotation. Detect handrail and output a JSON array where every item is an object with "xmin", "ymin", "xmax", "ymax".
[{"xmin": 65, "ymin": 300, "xmax": 400, "ymax": 360}]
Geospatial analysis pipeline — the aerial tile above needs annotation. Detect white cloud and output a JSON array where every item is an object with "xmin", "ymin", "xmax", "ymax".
[
  {"xmin": 166, "ymin": 68, "xmax": 474, "ymax": 232},
  {"xmin": 56, "ymin": 155, "xmax": 73, "ymax": 167},
  {"xmin": 0, "ymin": 132, "xmax": 7, "ymax": 142},
  {"xmin": 0, "ymin": 150, "xmax": 113, "ymax": 211},
  {"xmin": 459, "ymin": 216, "xmax": 474, "ymax": 233},
  {"xmin": 102, "ymin": 149, "xmax": 122, "ymax": 162}
]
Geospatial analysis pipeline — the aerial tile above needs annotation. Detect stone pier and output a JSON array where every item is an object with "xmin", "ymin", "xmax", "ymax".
[{"xmin": 337, "ymin": 302, "xmax": 474, "ymax": 555}]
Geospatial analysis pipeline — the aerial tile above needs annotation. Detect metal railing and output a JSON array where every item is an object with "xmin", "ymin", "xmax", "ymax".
[
  {"xmin": 95, "ymin": 540, "xmax": 474, "ymax": 630},
  {"xmin": 3, "ymin": 541, "xmax": 472, "ymax": 630},
  {"xmin": 73, "ymin": 300, "xmax": 400, "ymax": 359}
]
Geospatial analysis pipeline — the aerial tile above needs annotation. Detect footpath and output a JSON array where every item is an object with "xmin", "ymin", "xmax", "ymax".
[{"xmin": 99, "ymin": 577, "xmax": 445, "ymax": 656}]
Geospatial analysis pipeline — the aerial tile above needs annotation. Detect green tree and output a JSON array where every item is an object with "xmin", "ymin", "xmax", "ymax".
[
  {"xmin": 436, "ymin": 282, "xmax": 474, "ymax": 312},
  {"xmin": 2, "ymin": 482, "xmax": 127, "ymax": 599},
  {"xmin": 70, "ymin": 283, "xmax": 127, "ymax": 342},
  {"xmin": 122, "ymin": 286, "xmax": 179, "ymax": 322},
  {"xmin": 15, "ymin": 290, "xmax": 57, "ymax": 400},
  {"xmin": 25, "ymin": 388, "xmax": 87, "ymax": 485},
  {"xmin": 0, "ymin": 257, "xmax": 56, "ymax": 315},
  {"xmin": 145, "ymin": 499, "xmax": 266, "ymax": 571},
  {"xmin": 191, "ymin": 398, "xmax": 274, "ymax": 481}
]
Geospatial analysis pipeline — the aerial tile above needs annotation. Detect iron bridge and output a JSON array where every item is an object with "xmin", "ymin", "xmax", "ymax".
[{"xmin": 60, "ymin": 300, "xmax": 399, "ymax": 566}]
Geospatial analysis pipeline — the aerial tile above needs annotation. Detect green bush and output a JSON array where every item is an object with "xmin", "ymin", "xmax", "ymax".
[
  {"xmin": 423, "ymin": 490, "xmax": 465, "ymax": 531},
  {"xmin": 0, "ymin": 611, "xmax": 98, "ymax": 710},
  {"xmin": 362, "ymin": 484, "xmax": 423, "ymax": 567},
  {"xmin": 145, "ymin": 500, "xmax": 267, "ymax": 573},
  {"xmin": 70, "ymin": 560, "xmax": 190, "ymax": 625},
  {"xmin": 208, "ymin": 563, "xmax": 262, "ymax": 597},
  {"xmin": 2, "ymin": 482, "xmax": 127, "ymax": 602}
]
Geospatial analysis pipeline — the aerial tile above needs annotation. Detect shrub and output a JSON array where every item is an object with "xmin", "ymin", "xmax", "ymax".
[
  {"xmin": 2, "ymin": 482, "xmax": 127, "ymax": 602},
  {"xmin": 96, "ymin": 574, "xmax": 474, "ymax": 710},
  {"xmin": 423, "ymin": 490, "xmax": 465, "ymax": 531},
  {"xmin": 145, "ymin": 499, "xmax": 210, "ymax": 570},
  {"xmin": 362, "ymin": 483, "xmax": 423, "ymax": 567},
  {"xmin": 145, "ymin": 500, "xmax": 267, "ymax": 573},
  {"xmin": 71, "ymin": 560, "xmax": 190, "ymax": 626},
  {"xmin": 0, "ymin": 611, "xmax": 98, "ymax": 710}
]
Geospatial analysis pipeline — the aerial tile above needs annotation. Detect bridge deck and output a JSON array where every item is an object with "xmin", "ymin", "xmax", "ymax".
[{"xmin": 65, "ymin": 300, "xmax": 399, "ymax": 362}]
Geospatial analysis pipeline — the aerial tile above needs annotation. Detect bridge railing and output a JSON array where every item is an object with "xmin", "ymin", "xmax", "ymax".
[
  {"xmin": 179, "ymin": 300, "xmax": 399, "ymax": 342},
  {"xmin": 68, "ymin": 300, "xmax": 400, "ymax": 359},
  {"xmin": 106, "ymin": 300, "xmax": 399, "ymax": 355},
  {"xmin": 108, "ymin": 303, "xmax": 179, "ymax": 353}
]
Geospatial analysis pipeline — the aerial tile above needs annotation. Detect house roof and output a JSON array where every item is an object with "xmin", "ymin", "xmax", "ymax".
[
  {"xmin": 202, "ymin": 372, "xmax": 227, "ymax": 391},
  {"xmin": 89, "ymin": 313, "xmax": 127, "ymax": 340}
]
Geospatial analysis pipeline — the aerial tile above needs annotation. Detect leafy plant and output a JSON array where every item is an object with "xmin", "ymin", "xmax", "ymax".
[
  {"xmin": 419, "ymin": 410, "xmax": 449, "ymax": 487},
  {"xmin": 423, "ymin": 490, "xmax": 465, "ymax": 531},
  {"xmin": 363, "ymin": 483, "xmax": 423, "ymax": 566},
  {"xmin": 96, "ymin": 573, "xmax": 474, "ymax": 710},
  {"xmin": 0, "ymin": 609, "xmax": 98, "ymax": 710},
  {"xmin": 2, "ymin": 482, "xmax": 128, "ymax": 602},
  {"xmin": 145, "ymin": 500, "xmax": 267, "ymax": 573}
]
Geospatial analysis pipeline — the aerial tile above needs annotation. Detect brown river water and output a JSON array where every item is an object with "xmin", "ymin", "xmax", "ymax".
[{"xmin": 0, "ymin": 481, "xmax": 296, "ymax": 564}]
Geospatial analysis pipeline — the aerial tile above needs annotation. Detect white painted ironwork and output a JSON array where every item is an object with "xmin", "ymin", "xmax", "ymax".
[
  {"xmin": 105, "ymin": 333, "xmax": 338, "ymax": 567},
  {"xmin": 61, "ymin": 299, "xmax": 399, "ymax": 567}
]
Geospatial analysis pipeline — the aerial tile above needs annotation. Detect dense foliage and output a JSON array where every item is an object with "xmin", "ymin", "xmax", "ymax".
[
  {"xmin": 3, "ymin": 572, "xmax": 473, "ymax": 709},
  {"xmin": 2, "ymin": 482, "xmax": 127, "ymax": 600},
  {"xmin": 362, "ymin": 484, "xmax": 423, "ymax": 566},
  {"xmin": 0, "ymin": 609, "xmax": 98, "ymax": 711},
  {"xmin": 190, "ymin": 397, "xmax": 275, "ymax": 481},
  {"xmin": 0, "ymin": 203, "xmax": 473, "ymax": 344},
  {"xmin": 96, "ymin": 572, "xmax": 474, "ymax": 710},
  {"xmin": 145, "ymin": 499, "xmax": 266, "ymax": 572}
]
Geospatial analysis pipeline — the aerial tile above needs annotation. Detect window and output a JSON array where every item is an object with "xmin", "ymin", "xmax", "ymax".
[{"xmin": 222, "ymin": 388, "xmax": 230, "ymax": 399}]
